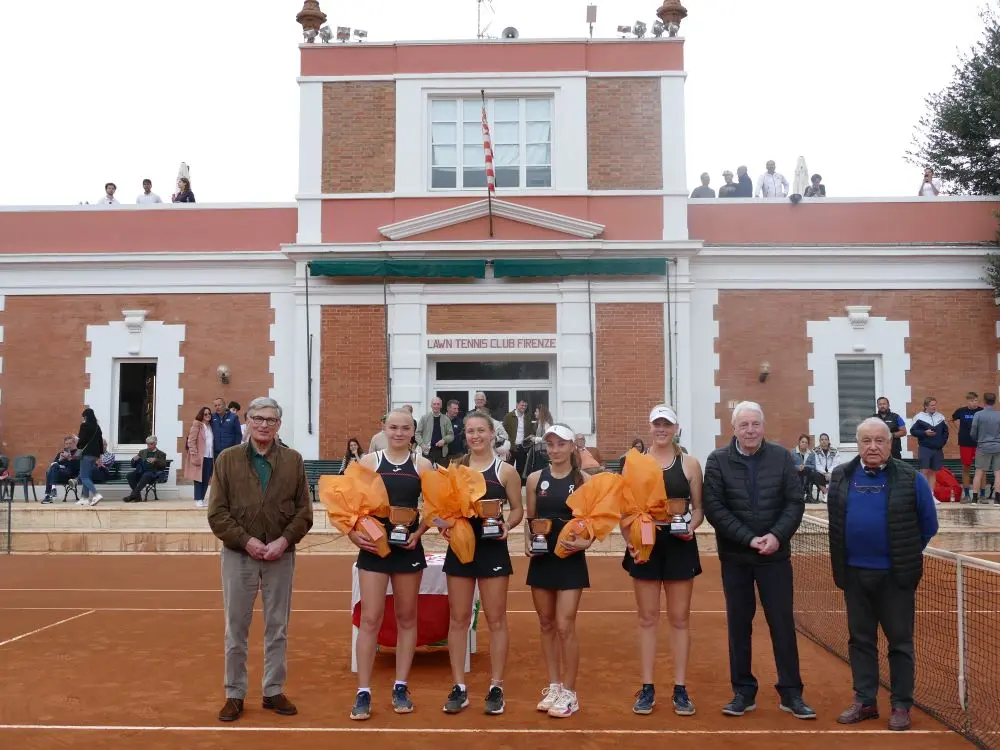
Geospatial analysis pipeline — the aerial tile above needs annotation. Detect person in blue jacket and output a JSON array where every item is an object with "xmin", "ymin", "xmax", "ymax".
[
  {"xmin": 909, "ymin": 396, "xmax": 948, "ymax": 495},
  {"xmin": 212, "ymin": 397, "xmax": 243, "ymax": 457}
]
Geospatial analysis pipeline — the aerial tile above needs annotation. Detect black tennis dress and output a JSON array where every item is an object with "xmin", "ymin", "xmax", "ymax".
[
  {"xmin": 526, "ymin": 467, "xmax": 590, "ymax": 590},
  {"xmin": 355, "ymin": 451, "xmax": 427, "ymax": 575},
  {"xmin": 622, "ymin": 454, "xmax": 702, "ymax": 582},
  {"xmin": 442, "ymin": 456, "xmax": 514, "ymax": 579}
]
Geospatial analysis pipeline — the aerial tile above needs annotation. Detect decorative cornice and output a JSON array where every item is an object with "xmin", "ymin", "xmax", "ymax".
[
  {"xmin": 377, "ymin": 199, "xmax": 606, "ymax": 241},
  {"xmin": 845, "ymin": 305, "xmax": 872, "ymax": 330}
]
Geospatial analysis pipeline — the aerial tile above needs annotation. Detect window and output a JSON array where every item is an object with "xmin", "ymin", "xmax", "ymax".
[
  {"xmin": 430, "ymin": 97, "xmax": 553, "ymax": 189},
  {"xmin": 115, "ymin": 360, "xmax": 157, "ymax": 446},
  {"xmin": 837, "ymin": 359, "xmax": 877, "ymax": 444},
  {"xmin": 435, "ymin": 360, "xmax": 550, "ymax": 380}
]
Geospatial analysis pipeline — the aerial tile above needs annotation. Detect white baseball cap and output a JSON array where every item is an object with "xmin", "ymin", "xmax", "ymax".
[
  {"xmin": 648, "ymin": 405, "xmax": 678, "ymax": 424},
  {"xmin": 543, "ymin": 424, "xmax": 576, "ymax": 442}
]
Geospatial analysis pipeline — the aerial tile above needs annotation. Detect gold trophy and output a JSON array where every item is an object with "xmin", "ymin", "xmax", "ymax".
[
  {"xmin": 528, "ymin": 518, "xmax": 552, "ymax": 554},
  {"xmin": 667, "ymin": 498, "xmax": 690, "ymax": 536},
  {"xmin": 388, "ymin": 507, "xmax": 418, "ymax": 546},
  {"xmin": 478, "ymin": 499, "xmax": 504, "ymax": 539}
]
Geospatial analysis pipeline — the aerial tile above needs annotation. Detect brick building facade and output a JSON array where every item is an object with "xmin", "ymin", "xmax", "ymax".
[{"xmin": 0, "ymin": 36, "xmax": 998, "ymax": 496}]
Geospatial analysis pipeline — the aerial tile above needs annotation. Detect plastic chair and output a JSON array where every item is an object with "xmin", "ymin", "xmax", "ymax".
[{"xmin": 11, "ymin": 455, "xmax": 38, "ymax": 503}]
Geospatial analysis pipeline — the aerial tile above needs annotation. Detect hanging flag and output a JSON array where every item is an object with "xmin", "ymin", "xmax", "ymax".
[{"xmin": 480, "ymin": 90, "xmax": 495, "ymax": 237}]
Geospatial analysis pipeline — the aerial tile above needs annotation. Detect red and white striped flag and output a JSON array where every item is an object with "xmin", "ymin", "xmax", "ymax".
[{"xmin": 481, "ymin": 99, "xmax": 496, "ymax": 196}]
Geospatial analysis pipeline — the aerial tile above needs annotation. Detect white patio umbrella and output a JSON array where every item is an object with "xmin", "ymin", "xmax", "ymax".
[
  {"xmin": 177, "ymin": 162, "xmax": 191, "ymax": 182},
  {"xmin": 790, "ymin": 155, "xmax": 809, "ymax": 203}
]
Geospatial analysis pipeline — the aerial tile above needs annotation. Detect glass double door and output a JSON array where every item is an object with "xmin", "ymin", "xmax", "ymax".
[{"xmin": 435, "ymin": 388, "xmax": 551, "ymax": 426}]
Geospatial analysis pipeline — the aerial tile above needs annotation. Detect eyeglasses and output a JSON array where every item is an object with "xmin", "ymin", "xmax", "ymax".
[
  {"xmin": 851, "ymin": 483, "xmax": 887, "ymax": 494},
  {"xmin": 249, "ymin": 416, "xmax": 279, "ymax": 427}
]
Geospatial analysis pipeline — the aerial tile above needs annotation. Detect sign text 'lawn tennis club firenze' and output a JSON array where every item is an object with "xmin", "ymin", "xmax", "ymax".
[{"xmin": 426, "ymin": 335, "xmax": 557, "ymax": 352}]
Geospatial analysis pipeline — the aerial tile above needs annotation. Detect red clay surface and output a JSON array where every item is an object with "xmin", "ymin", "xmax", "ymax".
[{"xmin": 0, "ymin": 555, "xmax": 973, "ymax": 750}]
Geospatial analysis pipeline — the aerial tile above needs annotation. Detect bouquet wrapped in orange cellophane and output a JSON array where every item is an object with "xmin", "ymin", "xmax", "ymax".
[
  {"xmin": 619, "ymin": 448, "xmax": 668, "ymax": 563},
  {"xmin": 554, "ymin": 472, "xmax": 624, "ymax": 558},
  {"xmin": 319, "ymin": 463, "xmax": 391, "ymax": 558},
  {"xmin": 420, "ymin": 463, "xmax": 486, "ymax": 564}
]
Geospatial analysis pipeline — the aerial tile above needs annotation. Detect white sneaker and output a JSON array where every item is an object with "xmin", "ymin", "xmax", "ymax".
[
  {"xmin": 548, "ymin": 688, "xmax": 579, "ymax": 718},
  {"xmin": 536, "ymin": 684, "xmax": 562, "ymax": 712},
  {"xmin": 194, "ymin": 500, "xmax": 207, "ymax": 508},
  {"xmin": 89, "ymin": 494, "xmax": 103, "ymax": 506},
  {"xmin": 75, "ymin": 498, "xmax": 89, "ymax": 506}
]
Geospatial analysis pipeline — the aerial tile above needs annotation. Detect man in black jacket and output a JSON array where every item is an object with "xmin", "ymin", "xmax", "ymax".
[{"xmin": 703, "ymin": 401, "xmax": 815, "ymax": 720}]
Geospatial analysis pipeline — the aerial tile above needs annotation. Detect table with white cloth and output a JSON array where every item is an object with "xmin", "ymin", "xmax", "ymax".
[{"xmin": 350, "ymin": 552, "xmax": 480, "ymax": 672}]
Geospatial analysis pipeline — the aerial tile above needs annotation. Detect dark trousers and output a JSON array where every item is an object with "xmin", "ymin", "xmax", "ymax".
[
  {"xmin": 194, "ymin": 457, "xmax": 215, "ymax": 501},
  {"xmin": 127, "ymin": 470, "xmax": 157, "ymax": 497},
  {"xmin": 721, "ymin": 557, "xmax": 804, "ymax": 701},
  {"xmin": 509, "ymin": 446, "xmax": 528, "ymax": 479},
  {"xmin": 427, "ymin": 446, "xmax": 445, "ymax": 467},
  {"xmin": 45, "ymin": 464, "xmax": 72, "ymax": 493},
  {"xmin": 844, "ymin": 566, "xmax": 916, "ymax": 709}
]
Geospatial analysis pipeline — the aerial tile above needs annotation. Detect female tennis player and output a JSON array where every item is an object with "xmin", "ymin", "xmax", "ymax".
[
  {"xmin": 622, "ymin": 404, "xmax": 704, "ymax": 716},
  {"xmin": 441, "ymin": 411, "xmax": 523, "ymax": 716},
  {"xmin": 348, "ymin": 409, "xmax": 433, "ymax": 721},
  {"xmin": 524, "ymin": 423, "xmax": 591, "ymax": 718}
]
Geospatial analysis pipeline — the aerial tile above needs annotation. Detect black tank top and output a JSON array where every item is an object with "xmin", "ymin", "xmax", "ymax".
[
  {"xmin": 374, "ymin": 450, "xmax": 421, "ymax": 509},
  {"xmin": 476, "ymin": 456, "xmax": 508, "ymax": 501},
  {"xmin": 662, "ymin": 454, "xmax": 693, "ymax": 522},
  {"xmin": 535, "ymin": 467, "xmax": 578, "ymax": 520}
]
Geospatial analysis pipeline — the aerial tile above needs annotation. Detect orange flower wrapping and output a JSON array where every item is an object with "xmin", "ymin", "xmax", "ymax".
[
  {"xmin": 318, "ymin": 463, "xmax": 391, "ymax": 558},
  {"xmin": 420, "ymin": 463, "xmax": 486, "ymax": 565},
  {"xmin": 619, "ymin": 448, "xmax": 669, "ymax": 563},
  {"xmin": 555, "ymin": 472, "xmax": 624, "ymax": 558}
]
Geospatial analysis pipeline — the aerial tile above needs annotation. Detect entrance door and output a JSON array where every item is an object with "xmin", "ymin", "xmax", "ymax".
[
  {"xmin": 432, "ymin": 359, "xmax": 554, "ymax": 429},
  {"xmin": 480, "ymin": 391, "xmax": 510, "ymax": 422}
]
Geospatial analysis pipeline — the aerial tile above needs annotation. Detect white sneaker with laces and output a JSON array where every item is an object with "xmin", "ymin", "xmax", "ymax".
[
  {"xmin": 548, "ymin": 688, "xmax": 579, "ymax": 718},
  {"xmin": 89, "ymin": 494, "xmax": 103, "ymax": 506},
  {"xmin": 536, "ymin": 684, "xmax": 562, "ymax": 712},
  {"xmin": 75, "ymin": 498, "xmax": 89, "ymax": 506}
]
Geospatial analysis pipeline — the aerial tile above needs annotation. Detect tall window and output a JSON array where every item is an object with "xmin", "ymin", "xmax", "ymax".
[
  {"xmin": 430, "ymin": 97, "xmax": 553, "ymax": 189},
  {"xmin": 837, "ymin": 359, "xmax": 877, "ymax": 444},
  {"xmin": 116, "ymin": 361, "xmax": 157, "ymax": 446}
]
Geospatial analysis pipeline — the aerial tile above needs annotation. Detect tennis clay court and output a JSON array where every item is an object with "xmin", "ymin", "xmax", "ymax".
[{"xmin": 0, "ymin": 554, "xmax": 975, "ymax": 750}]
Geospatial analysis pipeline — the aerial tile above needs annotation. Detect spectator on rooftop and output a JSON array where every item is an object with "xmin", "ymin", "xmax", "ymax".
[
  {"xmin": 719, "ymin": 170, "xmax": 738, "ymax": 198},
  {"xmin": 97, "ymin": 182, "xmax": 119, "ymax": 206},
  {"xmin": 690, "ymin": 173, "xmax": 716, "ymax": 198},
  {"xmin": 918, "ymin": 168, "xmax": 941, "ymax": 197},
  {"xmin": 734, "ymin": 166, "xmax": 753, "ymax": 197},
  {"xmin": 755, "ymin": 161, "xmax": 789, "ymax": 198},
  {"xmin": 172, "ymin": 177, "xmax": 196, "ymax": 203},
  {"xmin": 136, "ymin": 179, "xmax": 163, "ymax": 204},
  {"xmin": 804, "ymin": 174, "xmax": 826, "ymax": 198}
]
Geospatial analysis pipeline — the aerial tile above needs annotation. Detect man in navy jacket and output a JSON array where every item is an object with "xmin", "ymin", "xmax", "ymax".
[
  {"xmin": 909, "ymin": 396, "xmax": 948, "ymax": 495},
  {"xmin": 212, "ymin": 397, "xmax": 243, "ymax": 458}
]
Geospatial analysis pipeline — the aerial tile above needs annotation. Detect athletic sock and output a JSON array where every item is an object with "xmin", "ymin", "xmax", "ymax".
[
  {"xmin": 457, "ymin": 683, "xmax": 466, "ymax": 692},
  {"xmin": 394, "ymin": 681, "xmax": 407, "ymax": 688},
  {"xmin": 357, "ymin": 687, "xmax": 371, "ymax": 696}
]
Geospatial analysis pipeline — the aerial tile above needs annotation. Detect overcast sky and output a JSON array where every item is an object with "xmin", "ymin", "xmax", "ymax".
[{"xmin": 0, "ymin": 0, "xmax": 987, "ymax": 205}]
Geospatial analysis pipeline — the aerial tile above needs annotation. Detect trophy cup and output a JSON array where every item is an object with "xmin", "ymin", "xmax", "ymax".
[
  {"xmin": 667, "ymin": 498, "xmax": 690, "ymax": 536},
  {"xmin": 528, "ymin": 518, "xmax": 552, "ymax": 554},
  {"xmin": 479, "ymin": 499, "xmax": 504, "ymax": 539},
  {"xmin": 388, "ymin": 507, "xmax": 418, "ymax": 546}
]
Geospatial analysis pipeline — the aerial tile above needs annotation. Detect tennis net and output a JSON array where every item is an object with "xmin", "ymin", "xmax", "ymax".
[{"xmin": 793, "ymin": 514, "xmax": 1000, "ymax": 749}]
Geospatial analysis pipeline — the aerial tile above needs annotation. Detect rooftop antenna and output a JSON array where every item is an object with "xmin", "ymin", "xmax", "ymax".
[
  {"xmin": 477, "ymin": 0, "xmax": 496, "ymax": 38},
  {"xmin": 586, "ymin": 5, "xmax": 597, "ymax": 39}
]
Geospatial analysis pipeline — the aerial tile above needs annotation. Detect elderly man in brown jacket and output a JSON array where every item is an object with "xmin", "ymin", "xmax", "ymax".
[{"xmin": 208, "ymin": 396, "xmax": 313, "ymax": 723}]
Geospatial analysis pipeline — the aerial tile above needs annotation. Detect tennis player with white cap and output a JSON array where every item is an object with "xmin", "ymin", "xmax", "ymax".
[{"xmin": 623, "ymin": 404, "xmax": 704, "ymax": 717}]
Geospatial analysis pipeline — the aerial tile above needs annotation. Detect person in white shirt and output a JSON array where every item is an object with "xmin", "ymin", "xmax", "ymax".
[
  {"xmin": 136, "ymin": 179, "xmax": 163, "ymax": 204},
  {"xmin": 918, "ymin": 168, "xmax": 942, "ymax": 197},
  {"xmin": 754, "ymin": 161, "xmax": 789, "ymax": 198},
  {"xmin": 97, "ymin": 182, "xmax": 120, "ymax": 206}
]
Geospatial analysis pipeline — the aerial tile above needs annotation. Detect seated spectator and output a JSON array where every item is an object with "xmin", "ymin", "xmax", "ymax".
[
  {"xmin": 124, "ymin": 436, "xmax": 168, "ymax": 502},
  {"xmin": 812, "ymin": 432, "xmax": 839, "ymax": 499},
  {"xmin": 42, "ymin": 435, "xmax": 82, "ymax": 503},
  {"xmin": 92, "ymin": 441, "xmax": 117, "ymax": 483},
  {"xmin": 575, "ymin": 433, "xmax": 604, "ymax": 475},
  {"xmin": 793, "ymin": 434, "xmax": 819, "ymax": 500}
]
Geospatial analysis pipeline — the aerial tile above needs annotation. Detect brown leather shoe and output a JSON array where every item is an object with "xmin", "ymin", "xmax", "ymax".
[
  {"xmin": 836, "ymin": 702, "xmax": 879, "ymax": 724},
  {"xmin": 889, "ymin": 707, "xmax": 911, "ymax": 731},
  {"xmin": 262, "ymin": 693, "xmax": 298, "ymax": 716},
  {"xmin": 218, "ymin": 698, "xmax": 244, "ymax": 722}
]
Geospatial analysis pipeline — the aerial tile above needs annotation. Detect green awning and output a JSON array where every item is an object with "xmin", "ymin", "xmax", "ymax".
[
  {"xmin": 309, "ymin": 259, "xmax": 487, "ymax": 279},
  {"xmin": 492, "ymin": 257, "xmax": 667, "ymax": 278}
]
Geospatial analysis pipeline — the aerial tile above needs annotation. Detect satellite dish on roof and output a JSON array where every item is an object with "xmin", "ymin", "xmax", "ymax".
[{"xmin": 501, "ymin": 26, "xmax": 519, "ymax": 39}]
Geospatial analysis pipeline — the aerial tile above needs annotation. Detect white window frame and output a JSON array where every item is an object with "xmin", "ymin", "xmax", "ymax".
[
  {"xmin": 112, "ymin": 358, "xmax": 158, "ymax": 452},
  {"xmin": 834, "ymin": 355, "xmax": 881, "ymax": 449},
  {"xmin": 428, "ymin": 94, "xmax": 554, "ymax": 192}
]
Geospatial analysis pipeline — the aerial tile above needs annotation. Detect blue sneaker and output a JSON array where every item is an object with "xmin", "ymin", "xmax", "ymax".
[
  {"xmin": 632, "ymin": 684, "xmax": 655, "ymax": 715},
  {"xmin": 350, "ymin": 691, "xmax": 371, "ymax": 721},
  {"xmin": 443, "ymin": 684, "xmax": 469, "ymax": 714},
  {"xmin": 780, "ymin": 695, "xmax": 817, "ymax": 720},
  {"xmin": 672, "ymin": 685, "xmax": 696, "ymax": 716},
  {"xmin": 392, "ymin": 684, "xmax": 413, "ymax": 714},
  {"xmin": 722, "ymin": 693, "xmax": 756, "ymax": 716}
]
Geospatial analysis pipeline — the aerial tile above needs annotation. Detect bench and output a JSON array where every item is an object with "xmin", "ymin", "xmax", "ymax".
[
  {"xmin": 604, "ymin": 458, "xmax": 624, "ymax": 474},
  {"xmin": 63, "ymin": 459, "xmax": 172, "ymax": 503},
  {"xmin": 304, "ymin": 459, "xmax": 345, "ymax": 503}
]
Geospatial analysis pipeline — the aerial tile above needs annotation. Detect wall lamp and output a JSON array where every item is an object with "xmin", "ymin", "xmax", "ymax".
[
  {"xmin": 217, "ymin": 364, "xmax": 231, "ymax": 385},
  {"xmin": 759, "ymin": 361, "xmax": 771, "ymax": 383}
]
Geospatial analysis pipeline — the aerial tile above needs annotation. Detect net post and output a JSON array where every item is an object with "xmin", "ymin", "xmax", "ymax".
[{"xmin": 955, "ymin": 557, "xmax": 967, "ymax": 711}]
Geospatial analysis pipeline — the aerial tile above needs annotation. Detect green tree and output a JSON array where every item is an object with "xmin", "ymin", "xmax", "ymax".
[{"xmin": 908, "ymin": 4, "xmax": 1000, "ymax": 195}]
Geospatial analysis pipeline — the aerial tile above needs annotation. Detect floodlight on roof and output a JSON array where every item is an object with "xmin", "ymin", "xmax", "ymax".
[
  {"xmin": 633, "ymin": 20, "xmax": 647, "ymax": 38},
  {"xmin": 651, "ymin": 19, "xmax": 665, "ymax": 37},
  {"xmin": 336, "ymin": 25, "xmax": 351, "ymax": 41},
  {"xmin": 353, "ymin": 29, "xmax": 368, "ymax": 41},
  {"xmin": 319, "ymin": 25, "xmax": 333, "ymax": 42}
]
